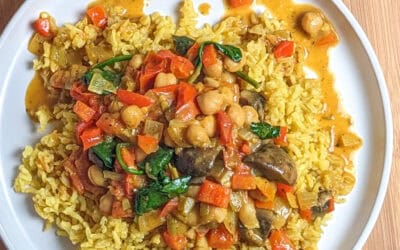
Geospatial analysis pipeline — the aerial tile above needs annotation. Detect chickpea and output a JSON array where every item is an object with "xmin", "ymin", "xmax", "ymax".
[
  {"xmin": 196, "ymin": 90, "xmax": 224, "ymax": 115},
  {"xmin": 227, "ymin": 104, "xmax": 245, "ymax": 127},
  {"xmin": 219, "ymin": 86, "xmax": 235, "ymax": 106},
  {"xmin": 203, "ymin": 59, "xmax": 223, "ymax": 79},
  {"xmin": 129, "ymin": 54, "xmax": 144, "ymax": 69},
  {"xmin": 301, "ymin": 12, "xmax": 324, "ymax": 37},
  {"xmin": 121, "ymin": 105, "xmax": 144, "ymax": 128},
  {"xmin": 223, "ymin": 49, "xmax": 246, "ymax": 72},
  {"xmin": 242, "ymin": 105, "xmax": 260, "ymax": 125},
  {"xmin": 200, "ymin": 115, "xmax": 217, "ymax": 137},
  {"xmin": 204, "ymin": 77, "xmax": 220, "ymax": 88},
  {"xmin": 221, "ymin": 71, "xmax": 237, "ymax": 84},
  {"xmin": 186, "ymin": 124, "xmax": 211, "ymax": 148},
  {"xmin": 154, "ymin": 72, "xmax": 178, "ymax": 88}
]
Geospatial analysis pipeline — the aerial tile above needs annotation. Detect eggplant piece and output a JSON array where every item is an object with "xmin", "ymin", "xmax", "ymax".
[
  {"xmin": 88, "ymin": 149, "xmax": 106, "ymax": 170},
  {"xmin": 238, "ymin": 210, "xmax": 273, "ymax": 247},
  {"xmin": 175, "ymin": 147, "xmax": 222, "ymax": 177},
  {"xmin": 311, "ymin": 190, "xmax": 333, "ymax": 215},
  {"xmin": 243, "ymin": 144, "xmax": 297, "ymax": 185},
  {"xmin": 239, "ymin": 90, "xmax": 266, "ymax": 120}
]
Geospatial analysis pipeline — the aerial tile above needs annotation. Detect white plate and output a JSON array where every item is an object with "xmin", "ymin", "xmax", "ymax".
[{"xmin": 0, "ymin": 0, "xmax": 393, "ymax": 249}]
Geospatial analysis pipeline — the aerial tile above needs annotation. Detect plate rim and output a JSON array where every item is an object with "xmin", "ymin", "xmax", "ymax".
[{"xmin": 0, "ymin": 0, "xmax": 393, "ymax": 249}]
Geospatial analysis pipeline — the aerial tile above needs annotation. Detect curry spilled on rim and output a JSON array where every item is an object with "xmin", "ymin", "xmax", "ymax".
[{"xmin": 17, "ymin": 0, "xmax": 362, "ymax": 249}]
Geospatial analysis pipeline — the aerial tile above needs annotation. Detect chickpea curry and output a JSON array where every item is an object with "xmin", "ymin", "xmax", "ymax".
[{"xmin": 22, "ymin": 0, "xmax": 362, "ymax": 249}]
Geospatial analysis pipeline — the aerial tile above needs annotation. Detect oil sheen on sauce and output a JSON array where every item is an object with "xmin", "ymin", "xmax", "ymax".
[{"xmin": 26, "ymin": 0, "xmax": 360, "ymax": 158}]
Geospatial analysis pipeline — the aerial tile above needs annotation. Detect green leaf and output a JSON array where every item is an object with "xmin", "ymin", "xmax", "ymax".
[
  {"xmin": 250, "ymin": 122, "xmax": 281, "ymax": 139},
  {"xmin": 161, "ymin": 176, "xmax": 191, "ymax": 194},
  {"xmin": 101, "ymin": 70, "xmax": 121, "ymax": 85},
  {"xmin": 138, "ymin": 147, "xmax": 174, "ymax": 180},
  {"xmin": 134, "ymin": 182, "xmax": 170, "ymax": 215},
  {"xmin": 93, "ymin": 54, "xmax": 133, "ymax": 70},
  {"xmin": 173, "ymin": 35, "xmax": 196, "ymax": 56},
  {"xmin": 213, "ymin": 43, "xmax": 242, "ymax": 62},
  {"xmin": 91, "ymin": 136, "xmax": 117, "ymax": 171},
  {"xmin": 235, "ymin": 71, "xmax": 261, "ymax": 88}
]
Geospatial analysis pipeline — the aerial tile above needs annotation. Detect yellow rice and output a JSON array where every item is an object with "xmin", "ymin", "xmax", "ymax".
[{"xmin": 14, "ymin": 0, "xmax": 356, "ymax": 249}]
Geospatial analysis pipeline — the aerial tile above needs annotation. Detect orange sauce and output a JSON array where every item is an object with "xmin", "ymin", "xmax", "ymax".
[
  {"xmin": 198, "ymin": 3, "xmax": 211, "ymax": 15},
  {"xmin": 90, "ymin": 0, "xmax": 144, "ymax": 17},
  {"xmin": 25, "ymin": 72, "xmax": 57, "ymax": 119}
]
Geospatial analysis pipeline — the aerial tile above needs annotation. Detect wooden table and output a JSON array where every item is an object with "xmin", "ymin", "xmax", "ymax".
[{"xmin": 0, "ymin": 0, "xmax": 399, "ymax": 249}]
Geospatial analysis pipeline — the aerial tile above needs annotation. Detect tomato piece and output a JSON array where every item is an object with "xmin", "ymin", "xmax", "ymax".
[
  {"xmin": 197, "ymin": 179, "xmax": 231, "ymax": 208},
  {"xmin": 170, "ymin": 56, "xmax": 194, "ymax": 79},
  {"xmin": 163, "ymin": 230, "xmax": 187, "ymax": 250},
  {"xmin": 217, "ymin": 111, "xmax": 233, "ymax": 146},
  {"xmin": 269, "ymin": 230, "xmax": 295, "ymax": 250},
  {"xmin": 175, "ymin": 100, "xmax": 200, "ymax": 121},
  {"xmin": 274, "ymin": 126, "xmax": 288, "ymax": 146},
  {"xmin": 276, "ymin": 183, "xmax": 294, "ymax": 199},
  {"xmin": 73, "ymin": 100, "xmax": 96, "ymax": 122},
  {"xmin": 231, "ymin": 174, "xmax": 256, "ymax": 190},
  {"xmin": 159, "ymin": 198, "xmax": 179, "ymax": 218},
  {"xmin": 117, "ymin": 89, "xmax": 154, "ymax": 107},
  {"xmin": 206, "ymin": 224, "xmax": 235, "ymax": 249},
  {"xmin": 202, "ymin": 44, "xmax": 217, "ymax": 67},
  {"xmin": 273, "ymin": 41, "xmax": 294, "ymax": 59},
  {"xmin": 137, "ymin": 134, "xmax": 159, "ymax": 154},
  {"xmin": 34, "ymin": 17, "xmax": 51, "ymax": 37},
  {"xmin": 176, "ymin": 82, "xmax": 197, "ymax": 110},
  {"xmin": 86, "ymin": 6, "xmax": 107, "ymax": 29},
  {"xmin": 80, "ymin": 126, "xmax": 103, "ymax": 150}
]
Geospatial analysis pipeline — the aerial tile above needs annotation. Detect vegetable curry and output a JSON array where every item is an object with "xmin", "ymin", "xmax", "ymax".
[{"xmin": 25, "ymin": 0, "xmax": 362, "ymax": 249}]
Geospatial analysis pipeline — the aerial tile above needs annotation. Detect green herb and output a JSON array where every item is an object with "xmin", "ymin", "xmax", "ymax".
[
  {"xmin": 116, "ymin": 143, "xmax": 145, "ymax": 175},
  {"xmin": 134, "ymin": 176, "xmax": 191, "ymax": 214},
  {"xmin": 213, "ymin": 43, "xmax": 242, "ymax": 62},
  {"xmin": 188, "ymin": 42, "xmax": 243, "ymax": 82},
  {"xmin": 91, "ymin": 136, "xmax": 117, "ymax": 171},
  {"xmin": 161, "ymin": 176, "xmax": 191, "ymax": 194},
  {"xmin": 235, "ymin": 71, "xmax": 261, "ymax": 88},
  {"xmin": 138, "ymin": 147, "xmax": 174, "ymax": 180},
  {"xmin": 134, "ymin": 182, "xmax": 170, "ymax": 214},
  {"xmin": 250, "ymin": 122, "xmax": 281, "ymax": 139},
  {"xmin": 173, "ymin": 35, "xmax": 196, "ymax": 56},
  {"xmin": 92, "ymin": 54, "xmax": 133, "ymax": 70}
]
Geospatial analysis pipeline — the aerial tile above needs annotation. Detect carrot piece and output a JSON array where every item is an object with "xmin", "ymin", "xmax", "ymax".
[
  {"xmin": 163, "ymin": 230, "xmax": 187, "ymax": 250},
  {"xmin": 139, "ymin": 53, "xmax": 168, "ymax": 93},
  {"xmin": 159, "ymin": 197, "xmax": 179, "ymax": 218},
  {"xmin": 234, "ymin": 164, "xmax": 251, "ymax": 174},
  {"xmin": 255, "ymin": 177, "xmax": 276, "ymax": 202},
  {"xmin": 197, "ymin": 179, "xmax": 231, "ymax": 208},
  {"xmin": 170, "ymin": 56, "xmax": 194, "ymax": 79},
  {"xmin": 206, "ymin": 224, "xmax": 235, "ymax": 249},
  {"xmin": 231, "ymin": 174, "xmax": 256, "ymax": 190},
  {"xmin": 269, "ymin": 229, "xmax": 295, "ymax": 250},
  {"xmin": 175, "ymin": 100, "xmax": 200, "ymax": 121},
  {"xmin": 315, "ymin": 32, "xmax": 338, "ymax": 47},
  {"xmin": 254, "ymin": 199, "xmax": 274, "ymax": 210},
  {"xmin": 276, "ymin": 183, "xmax": 294, "ymax": 199},
  {"xmin": 299, "ymin": 208, "xmax": 313, "ymax": 222},
  {"xmin": 117, "ymin": 89, "xmax": 154, "ymax": 107},
  {"xmin": 202, "ymin": 44, "xmax": 218, "ymax": 67},
  {"xmin": 240, "ymin": 142, "xmax": 251, "ymax": 155},
  {"xmin": 120, "ymin": 146, "xmax": 135, "ymax": 167},
  {"xmin": 137, "ymin": 134, "xmax": 159, "ymax": 154},
  {"xmin": 152, "ymin": 84, "xmax": 179, "ymax": 94},
  {"xmin": 274, "ymin": 126, "xmax": 288, "ymax": 146},
  {"xmin": 73, "ymin": 100, "xmax": 96, "ymax": 122},
  {"xmin": 273, "ymin": 41, "xmax": 294, "ymax": 59},
  {"xmin": 327, "ymin": 198, "xmax": 335, "ymax": 212},
  {"xmin": 176, "ymin": 82, "xmax": 198, "ymax": 110},
  {"xmin": 217, "ymin": 111, "xmax": 233, "ymax": 146},
  {"xmin": 186, "ymin": 42, "xmax": 200, "ymax": 62},
  {"xmin": 86, "ymin": 6, "xmax": 107, "ymax": 29},
  {"xmin": 228, "ymin": 0, "xmax": 253, "ymax": 8},
  {"xmin": 80, "ymin": 126, "xmax": 103, "ymax": 150},
  {"xmin": 34, "ymin": 17, "xmax": 51, "ymax": 37}
]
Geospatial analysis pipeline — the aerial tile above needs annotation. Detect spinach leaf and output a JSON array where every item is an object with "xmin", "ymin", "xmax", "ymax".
[
  {"xmin": 213, "ymin": 43, "xmax": 242, "ymax": 62},
  {"xmin": 173, "ymin": 35, "xmax": 195, "ymax": 56},
  {"xmin": 134, "ymin": 176, "xmax": 192, "ymax": 214},
  {"xmin": 138, "ymin": 147, "xmax": 174, "ymax": 180},
  {"xmin": 235, "ymin": 71, "xmax": 261, "ymax": 88},
  {"xmin": 101, "ymin": 70, "xmax": 121, "ymax": 85},
  {"xmin": 161, "ymin": 176, "xmax": 191, "ymax": 194},
  {"xmin": 134, "ymin": 182, "xmax": 170, "ymax": 214},
  {"xmin": 93, "ymin": 54, "xmax": 133, "ymax": 70},
  {"xmin": 250, "ymin": 122, "xmax": 281, "ymax": 139},
  {"xmin": 91, "ymin": 136, "xmax": 117, "ymax": 170}
]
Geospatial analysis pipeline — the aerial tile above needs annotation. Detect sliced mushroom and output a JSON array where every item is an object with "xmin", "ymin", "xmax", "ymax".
[
  {"xmin": 88, "ymin": 149, "xmax": 105, "ymax": 170},
  {"xmin": 238, "ymin": 209, "xmax": 274, "ymax": 246},
  {"xmin": 88, "ymin": 165, "xmax": 106, "ymax": 187},
  {"xmin": 175, "ymin": 146, "xmax": 222, "ymax": 177},
  {"xmin": 311, "ymin": 190, "xmax": 333, "ymax": 215},
  {"xmin": 99, "ymin": 192, "xmax": 113, "ymax": 215},
  {"xmin": 243, "ymin": 144, "xmax": 297, "ymax": 185},
  {"xmin": 239, "ymin": 223, "xmax": 264, "ymax": 246},
  {"xmin": 239, "ymin": 90, "xmax": 266, "ymax": 121}
]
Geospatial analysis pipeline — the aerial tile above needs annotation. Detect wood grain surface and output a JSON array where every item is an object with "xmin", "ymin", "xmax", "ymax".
[{"xmin": 0, "ymin": 0, "xmax": 399, "ymax": 249}]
